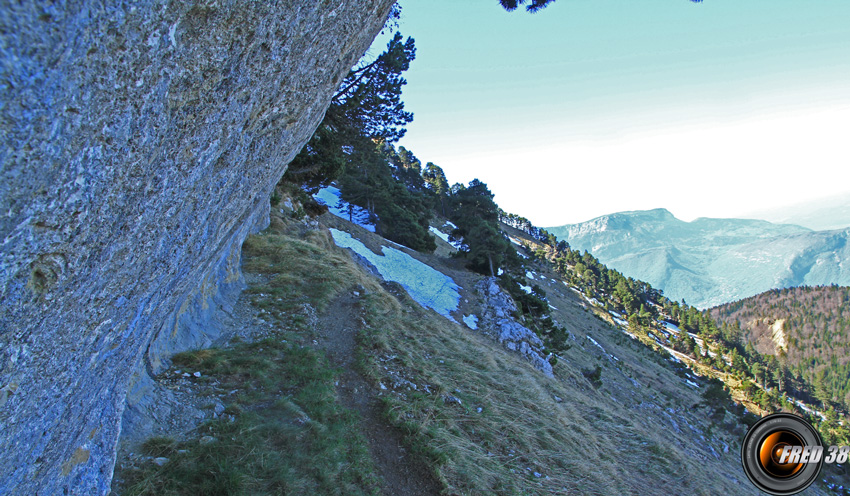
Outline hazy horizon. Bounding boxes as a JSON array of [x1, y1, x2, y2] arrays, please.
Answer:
[[542, 189, 850, 230]]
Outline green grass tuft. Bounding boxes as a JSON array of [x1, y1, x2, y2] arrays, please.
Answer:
[[122, 339, 379, 496]]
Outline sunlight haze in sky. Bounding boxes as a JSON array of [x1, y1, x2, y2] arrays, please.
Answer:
[[371, 0, 850, 227]]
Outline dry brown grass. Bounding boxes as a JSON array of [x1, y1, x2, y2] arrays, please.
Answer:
[[135, 207, 788, 495], [347, 243, 762, 495], [253, 210, 833, 495]]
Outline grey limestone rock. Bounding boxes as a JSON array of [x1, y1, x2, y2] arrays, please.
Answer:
[[475, 278, 554, 377], [0, 1, 394, 494]]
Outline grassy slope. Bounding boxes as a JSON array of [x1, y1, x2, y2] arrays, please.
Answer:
[[116, 206, 836, 495], [320, 214, 761, 494]]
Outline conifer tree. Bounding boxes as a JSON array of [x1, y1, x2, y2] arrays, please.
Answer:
[[422, 162, 450, 215], [284, 32, 415, 188], [448, 179, 516, 276]]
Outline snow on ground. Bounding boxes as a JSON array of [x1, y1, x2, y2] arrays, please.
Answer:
[[462, 314, 479, 330], [586, 335, 606, 353], [525, 271, 535, 280], [313, 186, 375, 232], [685, 379, 700, 388], [584, 336, 619, 362], [519, 284, 533, 294], [429, 226, 464, 249], [549, 304, 558, 310], [582, 295, 601, 307], [429, 226, 451, 243], [443, 220, 457, 230], [517, 251, 528, 258], [793, 399, 828, 421], [329, 228, 460, 321], [662, 321, 681, 334]]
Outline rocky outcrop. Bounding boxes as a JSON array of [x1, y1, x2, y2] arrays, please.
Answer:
[[475, 278, 554, 376], [0, 1, 394, 494]]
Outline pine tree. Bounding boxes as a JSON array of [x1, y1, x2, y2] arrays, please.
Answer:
[[284, 32, 415, 188], [448, 179, 517, 276], [422, 162, 450, 216]]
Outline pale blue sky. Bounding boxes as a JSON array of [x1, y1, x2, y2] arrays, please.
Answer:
[[368, 0, 850, 226]]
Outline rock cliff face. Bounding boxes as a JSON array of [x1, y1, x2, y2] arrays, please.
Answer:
[[0, 1, 394, 494]]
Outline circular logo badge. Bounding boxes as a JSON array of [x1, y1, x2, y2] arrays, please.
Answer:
[[741, 413, 824, 495]]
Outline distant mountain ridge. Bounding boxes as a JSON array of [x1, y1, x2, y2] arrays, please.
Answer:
[[547, 209, 850, 308]]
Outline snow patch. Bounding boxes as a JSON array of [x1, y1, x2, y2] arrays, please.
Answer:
[[586, 335, 606, 353], [792, 399, 828, 421], [429, 226, 451, 243], [525, 271, 535, 280], [314, 186, 375, 232], [462, 314, 479, 330], [519, 284, 533, 294], [662, 321, 681, 334], [329, 229, 460, 320], [429, 226, 464, 249]]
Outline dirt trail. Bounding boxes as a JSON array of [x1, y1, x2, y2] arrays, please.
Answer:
[[316, 291, 442, 496]]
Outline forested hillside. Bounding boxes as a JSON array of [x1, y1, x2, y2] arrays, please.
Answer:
[[710, 286, 850, 414]]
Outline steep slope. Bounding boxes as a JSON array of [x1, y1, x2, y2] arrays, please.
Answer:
[[709, 286, 850, 411], [0, 2, 395, 494], [547, 209, 850, 308], [114, 200, 840, 495]]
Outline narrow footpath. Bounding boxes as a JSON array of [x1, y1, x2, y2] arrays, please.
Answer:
[[315, 291, 442, 496]]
